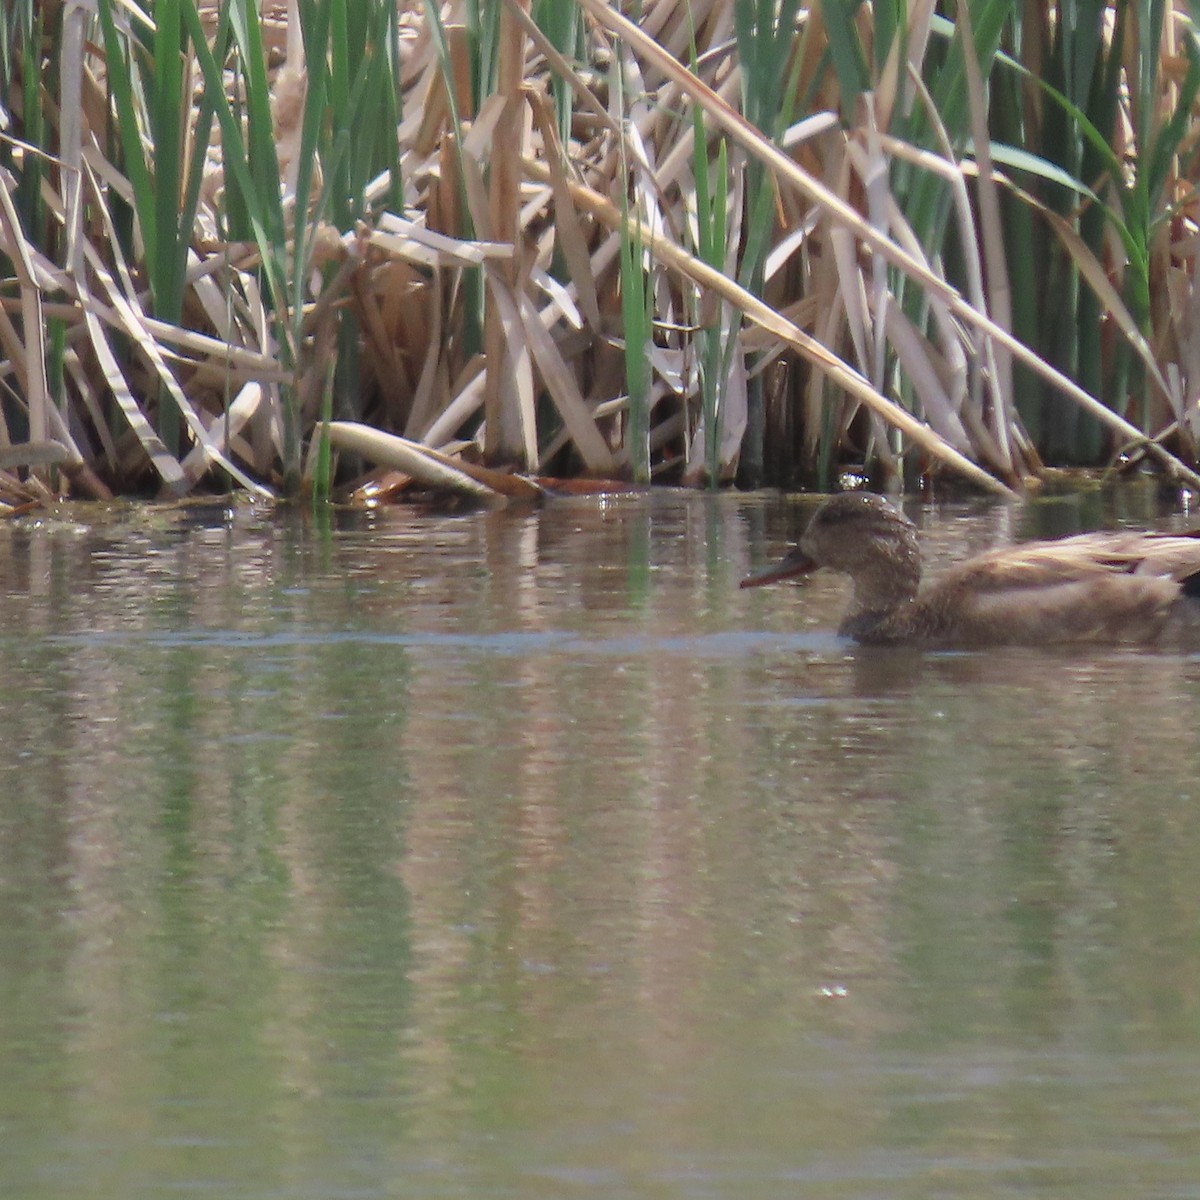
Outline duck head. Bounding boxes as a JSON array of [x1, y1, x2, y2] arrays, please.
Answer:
[[741, 493, 923, 616]]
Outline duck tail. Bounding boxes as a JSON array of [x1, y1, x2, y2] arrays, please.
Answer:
[[1180, 569, 1200, 599]]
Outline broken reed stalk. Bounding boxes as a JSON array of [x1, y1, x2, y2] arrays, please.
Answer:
[[521, 156, 1013, 496]]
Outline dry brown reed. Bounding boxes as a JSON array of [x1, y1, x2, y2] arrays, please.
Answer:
[[0, 0, 1198, 506]]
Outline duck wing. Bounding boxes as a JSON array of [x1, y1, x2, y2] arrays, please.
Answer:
[[916, 531, 1200, 645], [943, 530, 1200, 592]]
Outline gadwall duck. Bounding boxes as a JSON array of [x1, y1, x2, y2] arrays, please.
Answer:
[[740, 492, 1200, 646]]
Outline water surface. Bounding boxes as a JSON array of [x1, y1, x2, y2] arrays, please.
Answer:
[[1, 489, 1199, 1199]]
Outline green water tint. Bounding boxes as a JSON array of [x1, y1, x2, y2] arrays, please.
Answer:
[[1, 491, 1199, 1199]]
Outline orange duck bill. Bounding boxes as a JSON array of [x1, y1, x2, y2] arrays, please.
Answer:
[[740, 547, 818, 588]]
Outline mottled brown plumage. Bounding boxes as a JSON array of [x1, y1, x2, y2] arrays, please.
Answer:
[[740, 492, 1200, 646]]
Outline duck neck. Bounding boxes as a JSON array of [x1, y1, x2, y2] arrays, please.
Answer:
[[845, 562, 921, 628]]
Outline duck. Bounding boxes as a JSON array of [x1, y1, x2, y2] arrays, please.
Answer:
[[740, 491, 1200, 646]]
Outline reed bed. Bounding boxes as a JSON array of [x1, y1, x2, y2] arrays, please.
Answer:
[[0, 0, 1199, 506]]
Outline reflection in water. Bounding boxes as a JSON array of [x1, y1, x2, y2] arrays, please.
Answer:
[[0, 493, 1199, 1198]]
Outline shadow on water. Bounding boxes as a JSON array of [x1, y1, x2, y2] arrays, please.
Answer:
[[0, 488, 1199, 1199]]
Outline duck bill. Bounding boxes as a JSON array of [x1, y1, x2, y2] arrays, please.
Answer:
[[739, 547, 817, 588]]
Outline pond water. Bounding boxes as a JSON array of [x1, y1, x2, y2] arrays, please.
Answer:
[[1, 487, 1199, 1199]]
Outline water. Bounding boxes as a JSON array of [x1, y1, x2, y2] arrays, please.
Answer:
[[2, 489, 1199, 1199]]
